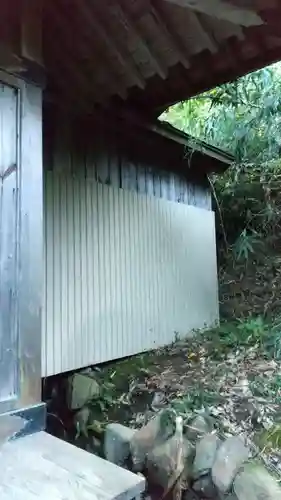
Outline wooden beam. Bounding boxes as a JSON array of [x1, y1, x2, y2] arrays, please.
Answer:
[[0, 44, 24, 73], [0, 0, 44, 73], [151, 0, 190, 68], [21, 0, 43, 65], [0, 0, 21, 59], [116, 0, 168, 79], [163, 0, 263, 27], [72, 0, 146, 91]]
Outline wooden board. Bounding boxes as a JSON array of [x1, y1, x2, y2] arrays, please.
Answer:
[[0, 431, 145, 500]]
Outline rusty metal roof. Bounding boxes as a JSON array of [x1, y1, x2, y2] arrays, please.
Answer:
[[43, 0, 281, 115]]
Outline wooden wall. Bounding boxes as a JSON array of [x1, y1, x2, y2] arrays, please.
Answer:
[[43, 109, 212, 210]]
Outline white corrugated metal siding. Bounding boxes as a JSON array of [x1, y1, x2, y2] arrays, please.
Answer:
[[42, 172, 218, 376]]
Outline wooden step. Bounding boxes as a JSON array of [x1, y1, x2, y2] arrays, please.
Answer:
[[0, 431, 145, 500]]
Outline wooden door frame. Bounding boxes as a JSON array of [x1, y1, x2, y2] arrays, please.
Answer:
[[0, 70, 45, 437]]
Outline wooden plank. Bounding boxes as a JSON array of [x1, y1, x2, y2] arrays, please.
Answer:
[[0, 431, 145, 500]]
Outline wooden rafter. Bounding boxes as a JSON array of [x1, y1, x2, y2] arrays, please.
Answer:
[[47, 2, 109, 103], [151, 0, 190, 68], [72, 0, 146, 91], [190, 12, 218, 53], [116, 0, 168, 79], [163, 0, 263, 27], [45, 36, 90, 111], [57, 0, 128, 100]]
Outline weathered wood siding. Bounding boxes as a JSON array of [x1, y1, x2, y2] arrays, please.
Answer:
[[42, 113, 217, 376], [43, 111, 212, 210]]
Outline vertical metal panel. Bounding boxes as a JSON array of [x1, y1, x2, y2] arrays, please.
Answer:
[[44, 172, 53, 376], [42, 116, 215, 376], [66, 175, 76, 371], [53, 168, 61, 374], [59, 173, 69, 371], [43, 173, 218, 376]]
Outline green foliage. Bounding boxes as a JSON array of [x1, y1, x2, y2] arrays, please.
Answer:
[[205, 316, 269, 350], [258, 424, 281, 450], [87, 381, 117, 420], [263, 316, 281, 360], [251, 374, 281, 404], [161, 62, 281, 164], [204, 316, 281, 364], [171, 387, 221, 418], [233, 229, 261, 261]]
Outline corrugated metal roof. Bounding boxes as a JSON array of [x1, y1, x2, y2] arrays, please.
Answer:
[[42, 0, 281, 115]]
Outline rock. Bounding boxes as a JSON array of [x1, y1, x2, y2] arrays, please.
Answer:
[[254, 360, 277, 373], [134, 474, 147, 500], [192, 475, 218, 498], [186, 414, 214, 441], [146, 435, 193, 489], [211, 436, 250, 494], [231, 377, 252, 397], [150, 392, 166, 411], [184, 439, 196, 484], [233, 399, 258, 424], [86, 435, 102, 456], [74, 405, 90, 435], [67, 372, 100, 410], [104, 423, 136, 466], [234, 463, 281, 500], [193, 433, 221, 479], [218, 494, 238, 500], [130, 412, 174, 472], [182, 491, 201, 500]]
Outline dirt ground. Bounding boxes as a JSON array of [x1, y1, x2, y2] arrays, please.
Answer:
[[87, 329, 281, 477], [45, 325, 281, 479]]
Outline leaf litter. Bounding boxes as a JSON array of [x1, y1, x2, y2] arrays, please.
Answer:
[[97, 322, 281, 481]]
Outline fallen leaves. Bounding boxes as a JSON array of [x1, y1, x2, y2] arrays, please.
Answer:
[[81, 323, 281, 481]]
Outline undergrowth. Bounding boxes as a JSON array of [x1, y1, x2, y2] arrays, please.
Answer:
[[203, 315, 281, 360], [77, 315, 281, 435], [213, 160, 281, 320]]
